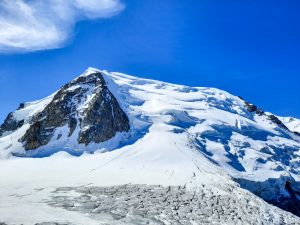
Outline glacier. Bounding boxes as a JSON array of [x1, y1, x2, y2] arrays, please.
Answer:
[[0, 68, 300, 225]]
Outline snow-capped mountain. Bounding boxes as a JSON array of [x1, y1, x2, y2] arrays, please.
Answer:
[[0, 69, 130, 157], [1, 68, 300, 225]]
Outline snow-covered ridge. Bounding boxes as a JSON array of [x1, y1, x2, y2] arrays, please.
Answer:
[[278, 116, 300, 134], [1, 68, 300, 223]]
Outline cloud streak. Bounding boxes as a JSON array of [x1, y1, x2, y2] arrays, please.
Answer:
[[0, 0, 124, 53]]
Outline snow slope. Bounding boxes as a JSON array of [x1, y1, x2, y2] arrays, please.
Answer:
[[1, 68, 300, 224], [279, 116, 300, 134]]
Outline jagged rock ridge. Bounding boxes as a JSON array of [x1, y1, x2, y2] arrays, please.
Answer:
[[0, 70, 130, 151], [239, 96, 298, 135], [0, 112, 24, 137]]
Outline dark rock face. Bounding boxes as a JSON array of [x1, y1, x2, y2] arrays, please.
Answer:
[[78, 86, 130, 145], [17, 103, 25, 110], [20, 71, 130, 150], [238, 96, 264, 116], [21, 121, 55, 150], [238, 96, 299, 136], [267, 114, 289, 130], [0, 112, 24, 137], [235, 176, 300, 217], [244, 102, 264, 116]]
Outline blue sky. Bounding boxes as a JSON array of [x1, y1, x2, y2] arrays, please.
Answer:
[[0, 0, 300, 122]]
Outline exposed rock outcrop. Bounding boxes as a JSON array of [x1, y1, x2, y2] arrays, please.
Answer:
[[238, 96, 298, 135], [267, 114, 289, 130], [0, 112, 24, 137], [244, 101, 264, 116], [20, 71, 130, 150]]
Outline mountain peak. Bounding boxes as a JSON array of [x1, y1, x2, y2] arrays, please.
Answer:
[[0, 69, 130, 156], [1, 68, 300, 218], [79, 67, 102, 77]]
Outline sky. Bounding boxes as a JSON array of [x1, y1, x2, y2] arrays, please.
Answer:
[[0, 0, 299, 123]]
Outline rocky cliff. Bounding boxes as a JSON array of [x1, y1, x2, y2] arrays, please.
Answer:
[[0, 69, 130, 154]]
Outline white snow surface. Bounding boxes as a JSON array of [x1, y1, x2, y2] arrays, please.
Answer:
[[279, 116, 300, 133], [1, 68, 300, 224]]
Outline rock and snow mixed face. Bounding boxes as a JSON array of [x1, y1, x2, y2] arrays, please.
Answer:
[[278, 116, 300, 134], [0, 69, 130, 157], [0, 68, 300, 224]]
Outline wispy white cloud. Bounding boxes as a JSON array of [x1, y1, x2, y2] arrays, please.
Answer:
[[0, 0, 124, 53]]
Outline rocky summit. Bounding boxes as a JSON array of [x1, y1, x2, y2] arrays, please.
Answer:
[[0, 69, 130, 153]]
